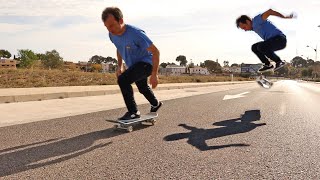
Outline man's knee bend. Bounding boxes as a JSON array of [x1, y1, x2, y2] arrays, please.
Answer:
[[138, 87, 149, 94], [251, 44, 258, 53], [117, 75, 127, 87], [256, 44, 267, 53]]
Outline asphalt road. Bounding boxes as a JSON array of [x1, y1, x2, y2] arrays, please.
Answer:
[[1, 80, 319, 179]]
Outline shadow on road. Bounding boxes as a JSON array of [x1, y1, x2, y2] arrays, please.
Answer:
[[0, 123, 145, 177], [164, 110, 266, 151]]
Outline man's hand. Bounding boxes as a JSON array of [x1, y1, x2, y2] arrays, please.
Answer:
[[149, 74, 158, 89], [116, 68, 122, 78], [284, 13, 297, 19]]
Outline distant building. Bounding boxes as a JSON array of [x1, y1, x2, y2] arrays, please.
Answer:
[[241, 64, 262, 74], [0, 59, 17, 69], [223, 66, 241, 74], [231, 66, 241, 73], [75, 61, 91, 72], [222, 66, 230, 73], [159, 65, 186, 75], [189, 66, 210, 75], [102, 63, 113, 73]]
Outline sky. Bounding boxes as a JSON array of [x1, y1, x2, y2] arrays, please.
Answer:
[[0, 0, 319, 65]]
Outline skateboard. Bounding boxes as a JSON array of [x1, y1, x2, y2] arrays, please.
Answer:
[[250, 67, 273, 89], [256, 75, 273, 89], [106, 112, 158, 132], [252, 62, 287, 89]]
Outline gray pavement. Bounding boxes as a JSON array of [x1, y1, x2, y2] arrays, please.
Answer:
[[0, 81, 255, 127], [1, 80, 320, 179]]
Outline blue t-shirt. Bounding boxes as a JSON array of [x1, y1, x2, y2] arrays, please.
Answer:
[[109, 24, 153, 68], [252, 14, 285, 41]]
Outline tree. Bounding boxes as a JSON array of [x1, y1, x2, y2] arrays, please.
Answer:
[[231, 63, 239, 67], [41, 50, 63, 69], [89, 55, 105, 64], [204, 60, 222, 73], [312, 64, 320, 78], [306, 59, 315, 67], [105, 56, 117, 65], [188, 61, 195, 68], [291, 56, 307, 68], [275, 65, 289, 77], [0, 49, 11, 58], [223, 60, 229, 67], [89, 55, 117, 67], [176, 55, 188, 66], [92, 64, 102, 72], [17, 49, 38, 68], [160, 62, 167, 68], [36, 53, 46, 60], [301, 68, 313, 77]]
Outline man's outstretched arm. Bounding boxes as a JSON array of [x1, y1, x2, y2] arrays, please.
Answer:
[[262, 9, 294, 20]]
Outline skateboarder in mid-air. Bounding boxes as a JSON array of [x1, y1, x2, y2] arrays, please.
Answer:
[[236, 9, 295, 72], [102, 7, 162, 120]]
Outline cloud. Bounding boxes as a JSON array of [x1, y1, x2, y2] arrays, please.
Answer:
[[0, 0, 104, 17], [0, 15, 94, 28], [0, 0, 319, 64], [0, 23, 34, 33]]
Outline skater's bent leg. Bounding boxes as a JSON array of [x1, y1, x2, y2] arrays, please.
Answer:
[[135, 78, 158, 106], [118, 74, 138, 113], [118, 62, 154, 113], [257, 36, 287, 63], [252, 42, 270, 65]]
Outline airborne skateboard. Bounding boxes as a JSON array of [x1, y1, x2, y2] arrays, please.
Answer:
[[249, 66, 273, 89], [106, 112, 158, 132], [255, 62, 287, 89], [256, 75, 273, 89]]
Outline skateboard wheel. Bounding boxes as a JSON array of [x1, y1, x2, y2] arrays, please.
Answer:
[[113, 124, 119, 129], [127, 126, 133, 132], [151, 119, 156, 125]]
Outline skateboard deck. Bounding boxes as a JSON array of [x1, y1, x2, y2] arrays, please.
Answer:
[[256, 75, 273, 89], [253, 62, 287, 89], [252, 65, 276, 89], [106, 112, 158, 132]]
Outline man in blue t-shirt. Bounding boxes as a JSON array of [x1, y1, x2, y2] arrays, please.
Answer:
[[102, 7, 162, 120], [236, 9, 294, 72]]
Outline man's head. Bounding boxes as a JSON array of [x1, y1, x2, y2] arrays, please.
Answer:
[[236, 15, 252, 31], [102, 7, 125, 35]]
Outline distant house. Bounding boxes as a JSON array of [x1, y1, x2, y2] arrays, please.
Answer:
[[222, 66, 231, 73], [102, 63, 114, 73], [223, 66, 241, 74], [230, 66, 241, 73], [241, 64, 262, 74], [0, 59, 17, 69], [159, 65, 187, 75], [75, 61, 91, 72], [189, 66, 210, 75]]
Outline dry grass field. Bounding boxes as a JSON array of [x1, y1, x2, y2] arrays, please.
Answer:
[[0, 69, 250, 88]]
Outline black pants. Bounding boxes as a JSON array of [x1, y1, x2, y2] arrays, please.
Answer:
[[117, 62, 158, 113], [251, 35, 287, 65]]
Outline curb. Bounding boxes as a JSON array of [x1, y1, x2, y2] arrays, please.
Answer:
[[0, 81, 254, 103]]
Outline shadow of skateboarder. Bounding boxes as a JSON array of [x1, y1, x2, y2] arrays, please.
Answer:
[[164, 110, 266, 151]]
